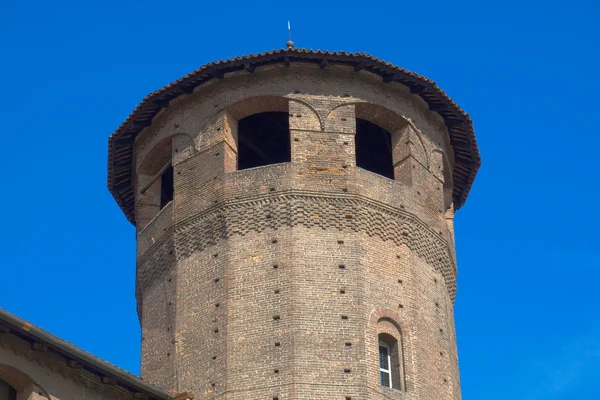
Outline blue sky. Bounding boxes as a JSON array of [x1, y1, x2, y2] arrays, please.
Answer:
[[1, 1, 599, 398]]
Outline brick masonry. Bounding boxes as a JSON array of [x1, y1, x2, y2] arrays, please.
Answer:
[[133, 64, 473, 399]]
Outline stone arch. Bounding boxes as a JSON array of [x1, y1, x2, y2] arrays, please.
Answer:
[[366, 308, 412, 393], [0, 364, 50, 400]]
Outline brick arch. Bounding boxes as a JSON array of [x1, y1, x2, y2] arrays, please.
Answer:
[[226, 95, 288, 120], [328, 101, 430, 169], [0, 364, 51, 400], [366, 308, 414, 393], [137, 136, 173, 176]]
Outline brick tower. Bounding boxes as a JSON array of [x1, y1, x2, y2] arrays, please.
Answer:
[[108, 48, 480, 400]]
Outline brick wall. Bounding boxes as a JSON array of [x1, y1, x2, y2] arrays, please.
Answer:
[[134, 64, 464, 399]]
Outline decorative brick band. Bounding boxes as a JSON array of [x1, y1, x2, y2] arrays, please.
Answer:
[[137, 193, 457, 300]]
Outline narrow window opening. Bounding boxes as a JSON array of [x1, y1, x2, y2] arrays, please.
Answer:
[[237, 112, 290, 170], [378, 333, 403, 390], [355, 118, 394, 179], [160, 164, 174, 208], [0, 379, 16, 400], [379, 341, 392, 388]]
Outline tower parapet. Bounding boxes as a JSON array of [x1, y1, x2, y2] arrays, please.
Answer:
[[108, 49, 480, 400]]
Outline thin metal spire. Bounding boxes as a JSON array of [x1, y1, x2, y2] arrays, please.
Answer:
[[286, 21, 295, 49]]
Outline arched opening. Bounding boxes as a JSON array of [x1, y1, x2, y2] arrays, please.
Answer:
[[136, 137, 174, 229], [0, 379, 16, 400], [355, 118, 394, 179], [237, 111, 290, 170]]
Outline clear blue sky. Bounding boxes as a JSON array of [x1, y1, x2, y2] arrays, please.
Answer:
[[1, 1, 599, 399]]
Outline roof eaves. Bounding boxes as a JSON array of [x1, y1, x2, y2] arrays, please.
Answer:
[[0, 308, 171, 400]]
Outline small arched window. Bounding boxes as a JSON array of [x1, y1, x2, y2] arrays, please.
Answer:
[[378, 332, 403, 390], [0, 378, 16, 400]]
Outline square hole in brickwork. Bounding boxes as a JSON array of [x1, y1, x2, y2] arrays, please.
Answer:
[[212, 355, 217, 360], [274, 369, 279, 374], [398, 279, 403, 284], [346, 397, 352, 400], [341, 315, 348, 320], [272, 239, 278, 244], [339, 264, 346, 270], [344, 368, 351, 373], [340, 289, 346, 294], [338, 240, 344, 244], [214, 278, 220, 283], [275, 342, 281, 347], [273, 315, 281, 320], [345, 342, 352, 347], [213, 328, 219, 333], [398, 304, 404, 309], [273, 264, 279, 269], [215, 303, 220, 308], [273, 397, 279, 400], [274, 289, 280, 294]]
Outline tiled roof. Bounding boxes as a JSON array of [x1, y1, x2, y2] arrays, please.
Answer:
[[0, 308, 171, 399], [108, 48, 481, 224]]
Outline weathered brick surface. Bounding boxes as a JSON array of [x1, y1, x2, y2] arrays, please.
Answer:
[[133, 64, 470, 399]]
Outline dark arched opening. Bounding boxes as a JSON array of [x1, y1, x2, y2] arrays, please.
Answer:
[[356, 118, 394, 179], [0, 379, 16, 400], [237, 112, 290, 170]]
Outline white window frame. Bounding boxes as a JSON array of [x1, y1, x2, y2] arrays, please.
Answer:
[[379, 340, 392, 388]]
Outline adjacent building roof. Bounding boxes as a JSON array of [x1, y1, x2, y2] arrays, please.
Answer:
[[0, 308, 171, 400], [108, 48, 481, 224]]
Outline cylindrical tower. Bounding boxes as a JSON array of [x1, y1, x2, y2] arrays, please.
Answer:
[[108, 49, 480, 400]]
